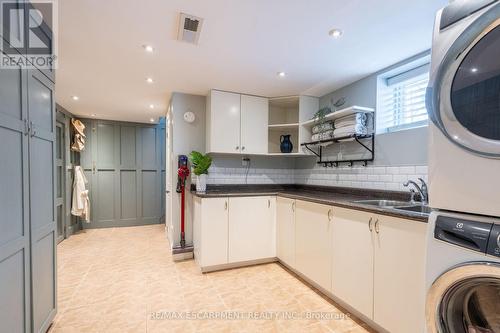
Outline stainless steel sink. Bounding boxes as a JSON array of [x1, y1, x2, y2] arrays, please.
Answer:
[[352, 199, 432, 216], [353, 199, 413, 207], [394, 205, 433, 214]]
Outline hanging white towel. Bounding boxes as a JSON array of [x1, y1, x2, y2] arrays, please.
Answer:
[[71, 166, 90, 222]]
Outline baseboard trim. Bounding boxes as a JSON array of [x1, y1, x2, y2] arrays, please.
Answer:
[[200, 257, 278, 273]]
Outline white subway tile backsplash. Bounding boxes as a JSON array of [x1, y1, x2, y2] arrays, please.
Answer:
[[206, 163, 428, 192], [399, 166, 415, 174]]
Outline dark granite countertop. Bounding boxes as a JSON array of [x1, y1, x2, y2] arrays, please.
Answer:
[[191, 184, 430, 223]]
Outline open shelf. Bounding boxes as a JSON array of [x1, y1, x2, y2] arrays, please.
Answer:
[[268, 123, 299, 130], [300, 134, 375, 167], [301, 106, 374, 127], [300, 134, 374, 146]]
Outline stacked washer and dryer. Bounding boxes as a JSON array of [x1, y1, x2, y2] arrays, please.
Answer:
[[426, 0, 500, 332]]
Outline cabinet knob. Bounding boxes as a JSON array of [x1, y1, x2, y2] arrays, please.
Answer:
[[235, 146, 239, 150], [242, 146, 245, 151]]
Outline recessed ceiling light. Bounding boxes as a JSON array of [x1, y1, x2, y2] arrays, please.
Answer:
[[471, 67, 478, 73], [329, 29, 343, 38], [143, 45, 154, 53], [149, 104, 155, 109], [277, 72, 286, 78], [149, 118, 155, 123], [146, 77, 154, 83], [71, 95, 79, 101]]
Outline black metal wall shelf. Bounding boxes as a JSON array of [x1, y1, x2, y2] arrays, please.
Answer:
[[300, 134, 375, 167]]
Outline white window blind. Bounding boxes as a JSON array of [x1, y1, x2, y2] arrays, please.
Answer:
[[377, 64, 430, 134]]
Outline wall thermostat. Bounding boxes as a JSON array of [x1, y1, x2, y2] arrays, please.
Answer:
[[183, 111, 195, 123]]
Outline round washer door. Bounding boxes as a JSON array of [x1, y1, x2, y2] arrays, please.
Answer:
[[426, 262, 500, 333], [428, 4, 500, 158]]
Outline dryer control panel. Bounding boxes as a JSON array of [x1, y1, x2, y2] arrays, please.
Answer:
[[435, 215, 494, 253]]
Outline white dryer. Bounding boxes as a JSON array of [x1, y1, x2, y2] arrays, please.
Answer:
[[426, 211, 500, 333], [427, 0, 500, 217]]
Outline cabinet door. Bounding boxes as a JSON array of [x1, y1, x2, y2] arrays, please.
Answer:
[[200, 198, 229, 267], [295, 200, 332, 291], [331, 208, 374, 319], [228, 196, 275, 262], [28, 70, 57, 333], [277, 197, 295, 268], [208, 90, 241, 153], [0, 53, 31, 333], [240, 95, 268, 154], [373, 216, 427, 333]]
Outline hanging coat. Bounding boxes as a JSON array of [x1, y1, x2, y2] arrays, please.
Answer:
[[71, 166, 90, 222]]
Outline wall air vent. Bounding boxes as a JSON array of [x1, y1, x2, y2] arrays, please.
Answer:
[[177, 13, 204, 45]]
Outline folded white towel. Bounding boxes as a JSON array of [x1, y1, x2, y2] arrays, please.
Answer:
[[334, 113, 367, 128], [333, 124, 368, 138], [312, 121, 334, 134], [311, 130, 335, 141]]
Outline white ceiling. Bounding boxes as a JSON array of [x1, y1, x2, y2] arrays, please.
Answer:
[[56, 0, 448, 123]]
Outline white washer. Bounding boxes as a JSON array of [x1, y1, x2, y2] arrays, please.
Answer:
[[427, 0, 500, 217], [426, 211, 500, 333]]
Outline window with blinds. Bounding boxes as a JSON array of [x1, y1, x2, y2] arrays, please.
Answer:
[[377, 63, 430, 134]]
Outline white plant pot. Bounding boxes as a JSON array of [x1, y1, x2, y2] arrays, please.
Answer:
[[196, 174, 207, 193]]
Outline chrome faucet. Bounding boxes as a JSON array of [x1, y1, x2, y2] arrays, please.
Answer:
[[403, 178, 429, 204]]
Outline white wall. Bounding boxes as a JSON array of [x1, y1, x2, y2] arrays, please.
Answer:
[[168, 93, 206, 248]]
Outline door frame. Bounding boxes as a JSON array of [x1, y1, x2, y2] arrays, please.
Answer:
[[55, 117, 66, 243]]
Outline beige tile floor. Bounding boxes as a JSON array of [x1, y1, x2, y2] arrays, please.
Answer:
[[49, 224, 374, 333]]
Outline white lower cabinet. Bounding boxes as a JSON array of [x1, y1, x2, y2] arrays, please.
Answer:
[[228, 196, 276, 263], [194, 196, 276, 270], [331, 207, 374, 319], [193, 197, 229, 268], [373, 215, 427, 333], [330, 207, 426, 333], [194, 195, 427, 332], [276, 197, 296, 268], [295, 200, 333, 291]]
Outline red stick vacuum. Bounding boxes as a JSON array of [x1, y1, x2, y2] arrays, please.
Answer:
[[176, 155, 190, 248]]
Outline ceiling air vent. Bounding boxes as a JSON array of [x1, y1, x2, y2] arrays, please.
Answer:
[[177, 13, 203, 45]]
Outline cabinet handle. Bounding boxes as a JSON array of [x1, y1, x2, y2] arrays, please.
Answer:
[[368, 217, 373, 232], [29, 121, 36, 137], [327, 209, 332, 222], [235, 146, 239, 151], [291, 202, 295, 212], [268, 199, 270, 208], [375, 219, 380, 234], [92, 162, 96, 174], [242, 146, 245, 151], [24, 119, 29, 136], [224, 201, 228, 210]]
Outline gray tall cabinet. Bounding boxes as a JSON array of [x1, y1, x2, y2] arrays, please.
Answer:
[[79, 120, 165, 228], [1, 25, 56, 333]]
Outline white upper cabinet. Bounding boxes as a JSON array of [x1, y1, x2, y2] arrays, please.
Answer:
[[241, 94, 269, 154], [206, 90, 241, 154], [206, 90, 269, 154]]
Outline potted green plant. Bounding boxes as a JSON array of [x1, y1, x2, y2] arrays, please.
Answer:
[[189, 151, 212, 193]]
